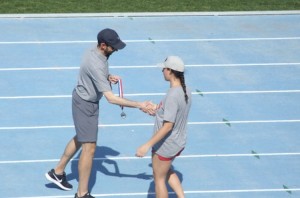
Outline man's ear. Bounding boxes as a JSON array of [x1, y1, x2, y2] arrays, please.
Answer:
[[98, 42, 107, 50]]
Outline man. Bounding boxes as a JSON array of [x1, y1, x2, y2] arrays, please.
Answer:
[[45, 28, 151, 198]]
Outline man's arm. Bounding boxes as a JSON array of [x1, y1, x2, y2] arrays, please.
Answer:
[[103, 91, 145, 109]]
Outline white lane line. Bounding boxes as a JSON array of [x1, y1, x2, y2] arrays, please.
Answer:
[[0, 95, 72, 99], [184, 188, 300, 194], [0, 119, 300, 131], [1, 152, 300, 164], [0, 89, 300, 99], [1, 37, 300, 45], [1, 10, 300, 18], [0, 62, 300, 71], [9, 187, 300, 198], [0, 67, 79, 71]]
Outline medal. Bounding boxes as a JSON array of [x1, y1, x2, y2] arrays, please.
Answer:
[[118, 79, 126, 119]]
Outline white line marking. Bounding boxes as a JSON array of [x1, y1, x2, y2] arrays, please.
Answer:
[[184, 188, 300, 194], [1, 10, 300, 19], [9, 187, 300, 198], [0, 67, 79, 71], [1, 10, 300, 18], [0, 62, 299, 71], [0, 95, 71, 99], [181, 152, 300, 158], [1, 37, 300, 45], [194, 90, 300, 95], [0, 119, 300, 131], [0, 89, 300, 100], [186, 62, 300, 67], [1, 152, 300, 164], [189, 119, 300, 125]]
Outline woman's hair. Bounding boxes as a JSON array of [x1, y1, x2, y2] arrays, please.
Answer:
[[171, 69, 188, 103]]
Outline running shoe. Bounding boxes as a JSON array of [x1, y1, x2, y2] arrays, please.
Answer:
[[45, 169, 72, 191], [75, 192, 95, 198]]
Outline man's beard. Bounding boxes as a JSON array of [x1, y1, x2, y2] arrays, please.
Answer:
[[104, 49, 113, 59]]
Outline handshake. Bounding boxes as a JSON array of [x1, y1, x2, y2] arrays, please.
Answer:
[[140, 101, 158, 116]]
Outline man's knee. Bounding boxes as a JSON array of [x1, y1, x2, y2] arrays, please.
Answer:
[[81, 142, 96, 155]]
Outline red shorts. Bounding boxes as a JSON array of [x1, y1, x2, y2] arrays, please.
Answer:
[[152, 148, 184, 161]]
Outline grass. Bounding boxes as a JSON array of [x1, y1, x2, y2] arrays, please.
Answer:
[[0, 0, 300, 14]]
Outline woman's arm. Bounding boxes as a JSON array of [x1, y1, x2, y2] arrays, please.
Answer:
[[136, 121, 174, 157]]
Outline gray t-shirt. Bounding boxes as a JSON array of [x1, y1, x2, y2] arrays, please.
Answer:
[[75, 47, 112, 102], [153, 86, 192, 158]]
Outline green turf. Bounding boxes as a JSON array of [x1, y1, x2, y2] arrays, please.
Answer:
[[0, 0, 300, 14]]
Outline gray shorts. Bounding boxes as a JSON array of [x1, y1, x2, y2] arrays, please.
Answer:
[[72, 89, 99, 143]]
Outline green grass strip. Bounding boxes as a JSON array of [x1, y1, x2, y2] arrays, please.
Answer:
[[1, 0, 300, 14]]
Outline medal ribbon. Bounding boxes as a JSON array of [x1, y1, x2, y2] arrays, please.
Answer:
[[118, 79, 124, 110]]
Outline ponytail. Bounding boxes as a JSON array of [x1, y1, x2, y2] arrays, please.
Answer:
[[172, 70, 188, 103]]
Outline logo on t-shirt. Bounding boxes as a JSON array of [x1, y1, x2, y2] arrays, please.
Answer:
[[157, 101, 163, 110]]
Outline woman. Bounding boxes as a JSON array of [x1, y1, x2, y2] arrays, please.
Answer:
[[136, 56, 191, 198]]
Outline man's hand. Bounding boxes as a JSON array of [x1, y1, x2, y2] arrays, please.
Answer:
[[140, 101, 157, 116], [108, 74, 120, 84]]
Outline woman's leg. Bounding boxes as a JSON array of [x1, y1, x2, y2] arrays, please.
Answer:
[[152, 154, 172, 198], [167, 169, 184, 198]]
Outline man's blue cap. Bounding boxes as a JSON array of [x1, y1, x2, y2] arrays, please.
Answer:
[[97, 28, 126, 50]]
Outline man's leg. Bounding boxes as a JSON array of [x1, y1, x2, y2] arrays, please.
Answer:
[[77, 142, 96, 197], [55, 135, 82, 174], [45, 135, 81, 190]]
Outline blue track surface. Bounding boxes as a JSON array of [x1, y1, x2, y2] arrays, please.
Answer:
[[0, 12, 300, 198]]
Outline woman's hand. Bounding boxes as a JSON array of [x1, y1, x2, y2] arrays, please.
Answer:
[[140, 101, 158, 116], [136, 144, 150, 158]]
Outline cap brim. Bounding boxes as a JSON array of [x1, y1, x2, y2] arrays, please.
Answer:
[[157, 62, 166, 69], [112, 41, 126, 50]]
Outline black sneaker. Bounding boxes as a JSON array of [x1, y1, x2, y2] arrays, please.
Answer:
[[74, 192, 95, 198], [45, 169, 72, 191]]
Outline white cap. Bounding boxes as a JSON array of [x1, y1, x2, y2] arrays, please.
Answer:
[[158, 56, 185, 72]]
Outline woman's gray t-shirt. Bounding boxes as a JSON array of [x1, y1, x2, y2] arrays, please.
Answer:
[[153, 86, 192, 158]]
